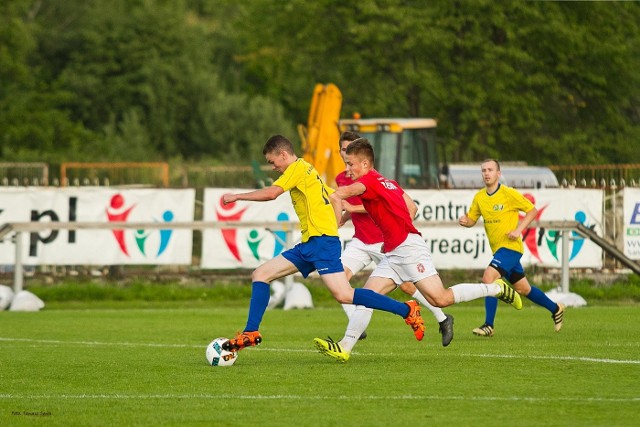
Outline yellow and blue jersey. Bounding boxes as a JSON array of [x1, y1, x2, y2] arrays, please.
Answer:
[[272, 158, 337, 242], [467, 184, 535, 254]]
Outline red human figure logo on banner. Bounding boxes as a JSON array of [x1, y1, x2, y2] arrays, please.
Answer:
[[521, 193, 548, 262], [215, 197, 248, 262], [106, 193, 136, 256]]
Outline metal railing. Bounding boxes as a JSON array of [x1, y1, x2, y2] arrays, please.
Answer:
[[60, 162, 169, 187], [3, 220, 630, 297], [3, 162, 640, 190], [0, 162, 49, 186], [0, 220, 298, 293], [551, 164, 640, 189]]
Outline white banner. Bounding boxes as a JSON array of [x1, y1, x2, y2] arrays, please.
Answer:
[[0, 187, 605, 269], [201, 188, 300, 269], [623, 188, 640, 260], [201, 188, 603, 270], [0, 188, 195, 265], [409, 189, 603, 269]]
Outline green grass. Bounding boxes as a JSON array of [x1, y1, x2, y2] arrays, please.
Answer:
[[1, 302, 638, 426]]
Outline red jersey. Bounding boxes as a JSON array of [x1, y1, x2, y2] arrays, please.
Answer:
[[335, 171, 384, 244], [357, 169, 420, 252]]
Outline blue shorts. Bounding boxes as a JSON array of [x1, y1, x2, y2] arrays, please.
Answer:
[[489, 248, 525, 282], [282, 235, 344, 278]]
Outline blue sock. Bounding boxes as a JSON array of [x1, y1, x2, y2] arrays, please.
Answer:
[[484, 297, 498, 326], [526, 286, 558, 313], [353, 288, 409, 317], [244, 281, 271, 332]]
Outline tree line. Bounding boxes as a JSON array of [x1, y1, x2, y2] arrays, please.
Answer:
[[1, 0, 638, 167]]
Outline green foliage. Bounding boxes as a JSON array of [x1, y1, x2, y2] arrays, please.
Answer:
[[0, 0, 638, 166], [0, 0, 293, 163], [567, 277, 640, 303], [230, 0, 640, 165], [0, 1, 93, 161]]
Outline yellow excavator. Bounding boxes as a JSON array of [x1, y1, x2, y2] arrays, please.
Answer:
[[298, 83, 441, 189], [298, 83, 345, 188]]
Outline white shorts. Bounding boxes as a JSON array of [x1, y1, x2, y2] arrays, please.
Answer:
[[371, 233, 438, 285], [341, 237, 384, 275]]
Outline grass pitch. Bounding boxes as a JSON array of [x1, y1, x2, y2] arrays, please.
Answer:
[[1, 303, 638, 426]]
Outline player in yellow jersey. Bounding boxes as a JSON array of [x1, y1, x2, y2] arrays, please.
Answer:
[[459, 159, 565, 337], [220, 135, 425, 354]]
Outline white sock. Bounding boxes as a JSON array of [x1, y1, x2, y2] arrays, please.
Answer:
[[341, 303, 356, 319], [411, 290, 447, 323], [451, 283, 500, 303], [340, 306, 373, 353]]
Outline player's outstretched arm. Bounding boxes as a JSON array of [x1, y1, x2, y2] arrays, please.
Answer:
[[342, 200, 367, 214], [332, 182, 366, 200], [222, 186, 284, 205]]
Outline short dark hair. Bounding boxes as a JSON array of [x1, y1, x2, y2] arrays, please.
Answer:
[[339, 131, 361, 146], [345, 138, 374, 164], [263, 135, 294, 156], [482, 158, 500, 170]]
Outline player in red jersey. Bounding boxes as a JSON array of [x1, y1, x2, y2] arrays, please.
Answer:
[[314, 138, 522, 362], [335, 132, 454, 348]]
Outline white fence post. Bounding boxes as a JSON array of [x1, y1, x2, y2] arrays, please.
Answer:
[[13, 231, 24, 293], [561, 230, 570, 294]]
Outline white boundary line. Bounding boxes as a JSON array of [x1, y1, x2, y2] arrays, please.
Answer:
[[1, 337, 639, 365], [453, 352, 640, 365], [0, 393, 637, 402], [0, 337, 196, 348]]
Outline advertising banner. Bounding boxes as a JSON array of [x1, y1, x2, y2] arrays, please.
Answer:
[[623, 188, 640, 260], [0, 188, 195, 265], [201, 189, 300, 269], [410, 189, 602, 269], [0, 187, 604, 269], [201, 188, 603, 270]]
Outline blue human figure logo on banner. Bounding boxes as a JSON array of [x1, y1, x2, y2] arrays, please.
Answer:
[[135, 210, 174, 257], [273, 212, 290, 257], [546, 210, 590, 261]]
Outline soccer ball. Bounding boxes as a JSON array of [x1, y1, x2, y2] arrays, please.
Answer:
[[205, 337, 238, 367]]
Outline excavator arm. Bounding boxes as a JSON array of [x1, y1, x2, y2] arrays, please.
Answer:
[[298, 83, 344, 187]]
